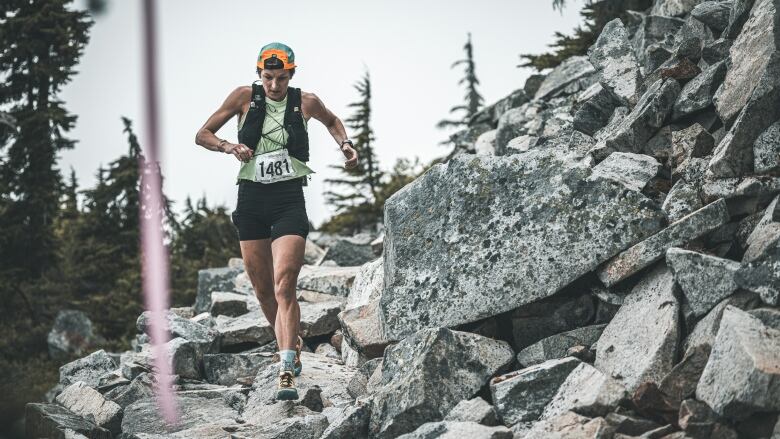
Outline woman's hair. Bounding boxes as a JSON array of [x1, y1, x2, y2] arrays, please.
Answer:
[[257, 67, 296, 78]]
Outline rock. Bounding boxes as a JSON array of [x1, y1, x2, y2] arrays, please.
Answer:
[[678, 399, 738, 439], [299, 300, 341, 337], [231, 412, 329, 439], [522, 411, 614, 439], [595, 264, 680, 392], [104, 372, 155, 409], [634, 15, 686, 69], [243, 352, 357, 419], [671, 124, 715, 174], [595, 78, 681, 155], [320, 401, 371, 439], [683, 292, 760, 354], [701, 176, 780, 210], [658, 57, 702, 81], [632, 382, 680, 425], [754, 120, 780, 174], [381, 148, 666, 340], [297, 264, 360, 298], [347, 357, 382, 399], [696, 306, 780, 419], [495, 107, 531, 154], [652, 0, 701, 17], [59, 349, 117, 388], [214, 311, 275, 348], [702, 38, 732, 64], [749, 307, 780, 329], [666, 248, 740, 316], [121, 393, 240, 436], [314, 342, 341, 360], [573, 83, 622, 136], [597, 199, 729, 287], [305, 238, 326, 265], [589, 19, 644, 106], [47, 310, 100, 360], [473, 129, 497, 155], [709, 0, 780, 177], [534, 56, 596, 101], [605, 412, 663, 436], [470, 89, 530, 127], [444, 397, 498, 426], [510, 291, 596, 352], [340, 337, 367, 368], [396, 421, 513, 439], [524, 74, 546, 97], [671, 16, 714, 62], [369, 328, 513, 438], [202, 352, 273, 385], [25, 403, 111, 439], [209, 291, 248, 317], [339, 299, 390, 359], [692, 1, 734, 32], [194, 266, 242, 313], [540, 362, 629, 420], [136, 309, 220, 354], [132, 337, 199, 379], [345, 257, 383, 311], [448, 122, 493, 153], [490, 357, 582, 426], [592, 152, 661, 192], [319, 234, 376, 266], [736, 196, 780, 304], [658, 344, 711, 404], [663, 180, 704, 222], [55, 381, 122, 433], [517, 325, 606, 367]]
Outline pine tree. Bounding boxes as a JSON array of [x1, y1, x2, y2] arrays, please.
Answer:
[[0, 0, 92, 282], [520, 0, 652, 71], [323, 70, 384, 232], [437, 33, 484, 131]]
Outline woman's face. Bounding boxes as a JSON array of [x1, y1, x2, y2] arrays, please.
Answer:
[[259, 68, 292, 100]]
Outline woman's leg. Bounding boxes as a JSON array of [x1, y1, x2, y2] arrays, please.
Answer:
[[270, 234, 305, 351], [239, 239, 277, 327]]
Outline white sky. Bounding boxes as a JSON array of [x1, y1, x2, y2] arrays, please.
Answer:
[[60, 0, 586, 227]]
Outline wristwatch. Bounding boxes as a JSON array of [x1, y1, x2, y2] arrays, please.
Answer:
[[340, 139, 354, 149]]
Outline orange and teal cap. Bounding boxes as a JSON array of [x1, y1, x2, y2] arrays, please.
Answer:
[[257, 42, 296, 70]]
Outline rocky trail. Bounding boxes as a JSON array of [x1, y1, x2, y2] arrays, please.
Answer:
[[26, 0, 780, 437]]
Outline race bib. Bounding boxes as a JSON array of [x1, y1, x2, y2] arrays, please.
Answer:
[[253, 149, 296, 184]]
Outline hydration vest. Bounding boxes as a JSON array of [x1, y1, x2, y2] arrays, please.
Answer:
[[237, 83, 310, 162]]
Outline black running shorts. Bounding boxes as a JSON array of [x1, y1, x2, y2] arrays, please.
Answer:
[[231, 178, 310, 241]]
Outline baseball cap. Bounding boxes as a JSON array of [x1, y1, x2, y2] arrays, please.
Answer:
[[257, 42, 296, 70]]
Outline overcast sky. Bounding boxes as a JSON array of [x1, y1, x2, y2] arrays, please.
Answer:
[[60, 0, 586, 227]]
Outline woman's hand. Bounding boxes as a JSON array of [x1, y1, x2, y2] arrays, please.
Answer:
[[341, 145, 358, 169], [222, 142, 253, 162]]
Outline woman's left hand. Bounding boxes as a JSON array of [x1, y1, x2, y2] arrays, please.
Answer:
[[342, 145, 358, 169]]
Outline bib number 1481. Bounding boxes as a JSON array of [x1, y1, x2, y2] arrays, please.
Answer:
[[258, 158, 291, 178]]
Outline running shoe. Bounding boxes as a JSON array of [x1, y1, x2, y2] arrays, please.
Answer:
[[276, 370, 298, 400]]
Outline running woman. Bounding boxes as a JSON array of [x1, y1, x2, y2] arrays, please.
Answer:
[[195, 42, 358, 400]]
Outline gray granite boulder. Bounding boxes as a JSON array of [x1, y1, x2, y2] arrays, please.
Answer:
[[346, 357, 382, 399], [396, 421, 513, 439], [592, 152, 660, 192], [696, 306, 780, 419], [521, 410, 614, 439], [444, 397, 498, 425], [55, 381, 122, 433], [671, 123, 715, 174], [633, 15, 685, 69], [304, 238, 327, 265], [322, 234, 377, 266], [683, 292, 761, 354], [534, 56, 596, 101], [470, 89, 529, 127], [652, 0, 701, 17], [540, 362, 629, 420], [517, 325, 606, 367], [666, 248, 740, 316], [754, 120, 780, 175], [136, 309, 219, 354], [595, 264, 680, 392], [573, 83, 622, 136], [345, 256, 383, 311], [658, 344, 712, 404], [490, 357, 582, 426], [736, 240, 780, 305], [339, 299, 390, 359], [214, 311, 275, 348], [297, 264, 361, 298], [672, 60, 727, 121], [47, 310, 100, 360], [121, 393, 241, 436], [194, 266, 242, 313], [369, 328, 514, 438], [474, 129, 497, 155], [299, 299, 342, 337], [320, 401, 372, 439], [59, 349, 117, 388], [663, 180, 704, 222], [209, 291, 248, 317], [692, 1, 735, 31], [25, 403, 111, 439], [589, 19, 644, 106], [104, 372, 155, 409], [597, 199, 729, 287], [202, 352, 273, 385], [381, 148, 666, 340]]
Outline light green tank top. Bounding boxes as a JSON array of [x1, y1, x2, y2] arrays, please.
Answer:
[[236, 93, 315, 184]]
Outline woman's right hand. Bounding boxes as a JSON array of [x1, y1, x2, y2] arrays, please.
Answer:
[[222, 142, 253, 162]]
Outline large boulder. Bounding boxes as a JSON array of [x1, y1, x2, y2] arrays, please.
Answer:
[[25, 403, 111, 439], [396, 421, 513, 439], [369, 328, 514, 438], [696, 306, 780, 419], [297, 264, 361, 298], [59, 349, 117, 388], [381, 149, 666, 340], [55, 381, 123, 433], [589, 19, 644, 106], [202, 352, 273, 386], [214, 311, 275, 348], [516, 325, 606, 367], [47, 310, 101, 360], [194, 266, 242, 313], [666, 248, 740, 316], [595, 264, 680, 392], [534, 56, 596, 101], [691, 1, 734, 31], [754, 120, 780, 175], [591, 152, 661, 192], [121, 392, 242, 436], [510, 293, 596, 351], [321, 234, 376, 266], [540, 362, 629, 420], [672, 60, 727, 120]]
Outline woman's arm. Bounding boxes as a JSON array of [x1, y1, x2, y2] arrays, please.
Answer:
[[303, 92, 358, 169], [195, 86, 254, 162]]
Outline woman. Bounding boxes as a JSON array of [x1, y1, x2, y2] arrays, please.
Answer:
[[195, 42, 358, 400]]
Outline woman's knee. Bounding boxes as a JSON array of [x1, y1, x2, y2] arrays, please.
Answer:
[[273, 270, 298, 303]]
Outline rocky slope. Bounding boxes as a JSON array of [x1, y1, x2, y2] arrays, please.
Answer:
[[27, 0, 780, 437]]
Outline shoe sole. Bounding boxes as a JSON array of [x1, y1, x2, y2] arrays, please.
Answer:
[[276, 388, 299, 400]]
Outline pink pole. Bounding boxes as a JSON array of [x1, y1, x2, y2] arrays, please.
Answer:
[[140, 0, 179, 424]]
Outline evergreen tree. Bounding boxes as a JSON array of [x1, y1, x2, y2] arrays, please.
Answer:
[[323, 70, 384, 232], [437, 32, 484, 131], [520, 0, 652, 71], [0, 0, 92, 283]]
